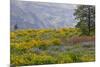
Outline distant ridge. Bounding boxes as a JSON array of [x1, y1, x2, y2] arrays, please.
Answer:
[[10, 0, 77, 31]]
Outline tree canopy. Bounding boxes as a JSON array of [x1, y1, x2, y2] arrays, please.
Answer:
[[74, 5, 95, 35]]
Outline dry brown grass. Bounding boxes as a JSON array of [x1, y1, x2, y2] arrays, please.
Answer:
[[67, 36, 95, 44]]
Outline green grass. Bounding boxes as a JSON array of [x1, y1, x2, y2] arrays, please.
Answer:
[[10, 28, 95, 66]]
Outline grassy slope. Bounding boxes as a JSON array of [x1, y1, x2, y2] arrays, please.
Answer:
[[10, 28, 95, 66]]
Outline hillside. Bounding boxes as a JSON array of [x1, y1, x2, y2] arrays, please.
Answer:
[[11, 28, 95, 65], [11, 0, 77, 31]]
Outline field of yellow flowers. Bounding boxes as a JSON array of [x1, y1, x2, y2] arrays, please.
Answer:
[[10, 28, 95, 66]]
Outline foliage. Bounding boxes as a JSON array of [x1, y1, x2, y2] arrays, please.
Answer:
[[74, 5, 95, 35], [10, 28, 95, 66]]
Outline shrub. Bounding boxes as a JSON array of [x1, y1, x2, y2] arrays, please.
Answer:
[[10, 32, 16, 39], [10, 28, 95, 65], [80, 55, 95, 62], [57, 53, 73, 63], [51, 38, 61, 45]]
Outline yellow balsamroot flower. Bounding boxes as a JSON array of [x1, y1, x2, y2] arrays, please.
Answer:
[[31, 39, 40, 46], [80, 55, 95, 62], [40, 40, 51, 46], [51, 38, 61, 45], [10, 32, 16, 39]]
